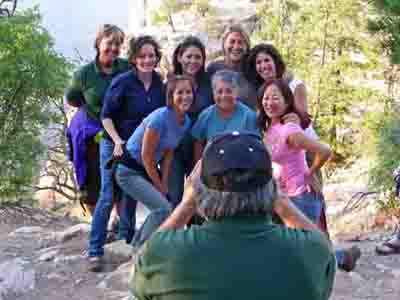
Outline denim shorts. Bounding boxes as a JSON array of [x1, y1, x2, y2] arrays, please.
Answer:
[[289, 191, 323, 223]]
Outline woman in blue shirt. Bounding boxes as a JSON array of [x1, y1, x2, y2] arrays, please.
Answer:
[[88, 36, 165, 271], [191, 69, 259, 164], [168, 36, 214, 206], [114, 75, 194, 248]]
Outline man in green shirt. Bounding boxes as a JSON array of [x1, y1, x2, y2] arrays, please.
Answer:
[[131, 131, 336, 300]]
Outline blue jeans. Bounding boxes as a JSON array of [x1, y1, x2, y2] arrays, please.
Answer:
[[115, 164, 172, 248], [88, 138, 136, 257], [290, 191, 346, 265]]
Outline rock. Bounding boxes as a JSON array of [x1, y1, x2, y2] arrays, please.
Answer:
[[106, 290, 131, 300], [9, 226, 43, 236], [348, 271, 364, 282], [54, 254, 84, 264], [51, 223, 90, 243], [104, 240, 134, 263], [100, 261, 133, 292], [391, 269, 400, 278], [37, 250, 59, 262], [0, 258, 35, 298], [47, 273, 67, 282], [36, 245, 60, 255]]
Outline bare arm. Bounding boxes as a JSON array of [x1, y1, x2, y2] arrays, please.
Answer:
[[142, 127, 165, 194], [293, 83, 308, 115], [160, 149, 174, 194], [102, 118, 125, 156], [273, 195, 318, 231], [287, 132, 331, 175]]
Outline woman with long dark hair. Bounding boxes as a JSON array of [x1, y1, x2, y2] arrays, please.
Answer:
[[258, 79, 361, 272], [168, 36, 214, 206]]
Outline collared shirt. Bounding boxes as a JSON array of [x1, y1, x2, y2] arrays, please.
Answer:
[[206, 59, 258, 110], [191, 101, 259, 142], [64, 58, 129, 120], [126, 107, 191, 165], [132, 216, 336, 300], [101, 69, 165, 141]]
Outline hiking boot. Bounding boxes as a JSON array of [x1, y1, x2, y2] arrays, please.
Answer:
[[339, 246, 361, 272], [87, 256, 103, 272]]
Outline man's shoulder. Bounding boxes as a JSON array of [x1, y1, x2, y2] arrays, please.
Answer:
[[143, 228, 202, 260]]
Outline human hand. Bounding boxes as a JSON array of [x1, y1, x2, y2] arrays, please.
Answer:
[[305, 170, 322, 194], [113, 141, 125, 157], [282, 112, 301, 126]]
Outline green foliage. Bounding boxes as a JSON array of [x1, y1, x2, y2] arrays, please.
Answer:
[[369, 0, 400, 64], [0, 8, 72, 200], [151, 0, 216, 33], [151, 0, 187, 32], [253, 0, 383, 162], [363, 108, 400, 212]]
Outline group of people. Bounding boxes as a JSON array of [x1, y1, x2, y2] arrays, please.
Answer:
[[65, 22, 365, 298]]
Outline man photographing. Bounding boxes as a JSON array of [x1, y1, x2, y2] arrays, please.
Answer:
[[131, 131, 336, 300]]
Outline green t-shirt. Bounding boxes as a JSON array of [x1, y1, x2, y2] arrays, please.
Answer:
[[64, 58, 129, 120], [131, 217, 336, 300]]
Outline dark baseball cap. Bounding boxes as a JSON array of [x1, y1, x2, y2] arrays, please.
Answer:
[[201, 131, 273, 192]]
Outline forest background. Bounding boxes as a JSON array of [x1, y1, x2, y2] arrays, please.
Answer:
[[1, 0, 400, 214]]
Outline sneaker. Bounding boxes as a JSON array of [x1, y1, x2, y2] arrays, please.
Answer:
[[339, 246, 361, 272], [87, 256, 103, 272]]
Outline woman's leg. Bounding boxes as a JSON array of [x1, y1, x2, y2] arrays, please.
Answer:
[[117, 192, 137, 244], [290, 192, 360, 271], [167, 153, 185, 207], [88, 138, 114, 258], [115, 164, 172, 248]]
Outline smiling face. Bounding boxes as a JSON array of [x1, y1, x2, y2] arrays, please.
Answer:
[[98, 34, 122, 67], [213, 80, 238, 113], [262, 84, 288, 120], [223, 32, 247, 65], [132, 43, 157, 74], [171, 80, 194, 115], [256, 52, 277, 82], [178, 46, 204, 77]]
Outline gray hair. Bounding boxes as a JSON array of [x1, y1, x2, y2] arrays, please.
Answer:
[[211, 70, 240, 92], [192, 175, 278, 220]]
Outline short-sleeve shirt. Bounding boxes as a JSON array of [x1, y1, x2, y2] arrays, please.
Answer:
[[206, 60, 258, 110], [64, 58, 129, 120], [266, 122, 309, 196], [132, 216, 336, 300], [101, 69, 165, 141], [191, 101, 259, 141], [126, 107, 191, 165]]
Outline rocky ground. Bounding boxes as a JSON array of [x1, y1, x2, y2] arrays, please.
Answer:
[[1, 179, 400, 300]]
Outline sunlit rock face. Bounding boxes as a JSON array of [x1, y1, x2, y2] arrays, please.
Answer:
[[128, 0, 259, 66]]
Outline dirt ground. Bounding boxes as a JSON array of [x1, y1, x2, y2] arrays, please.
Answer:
[[1, 202, 400, 300]]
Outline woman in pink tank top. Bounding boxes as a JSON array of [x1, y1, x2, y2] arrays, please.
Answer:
[[256, 79, 361, 272], [256, 79, 330, 219]]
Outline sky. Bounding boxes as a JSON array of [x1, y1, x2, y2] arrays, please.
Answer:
[[19, 0, 129, 60]]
